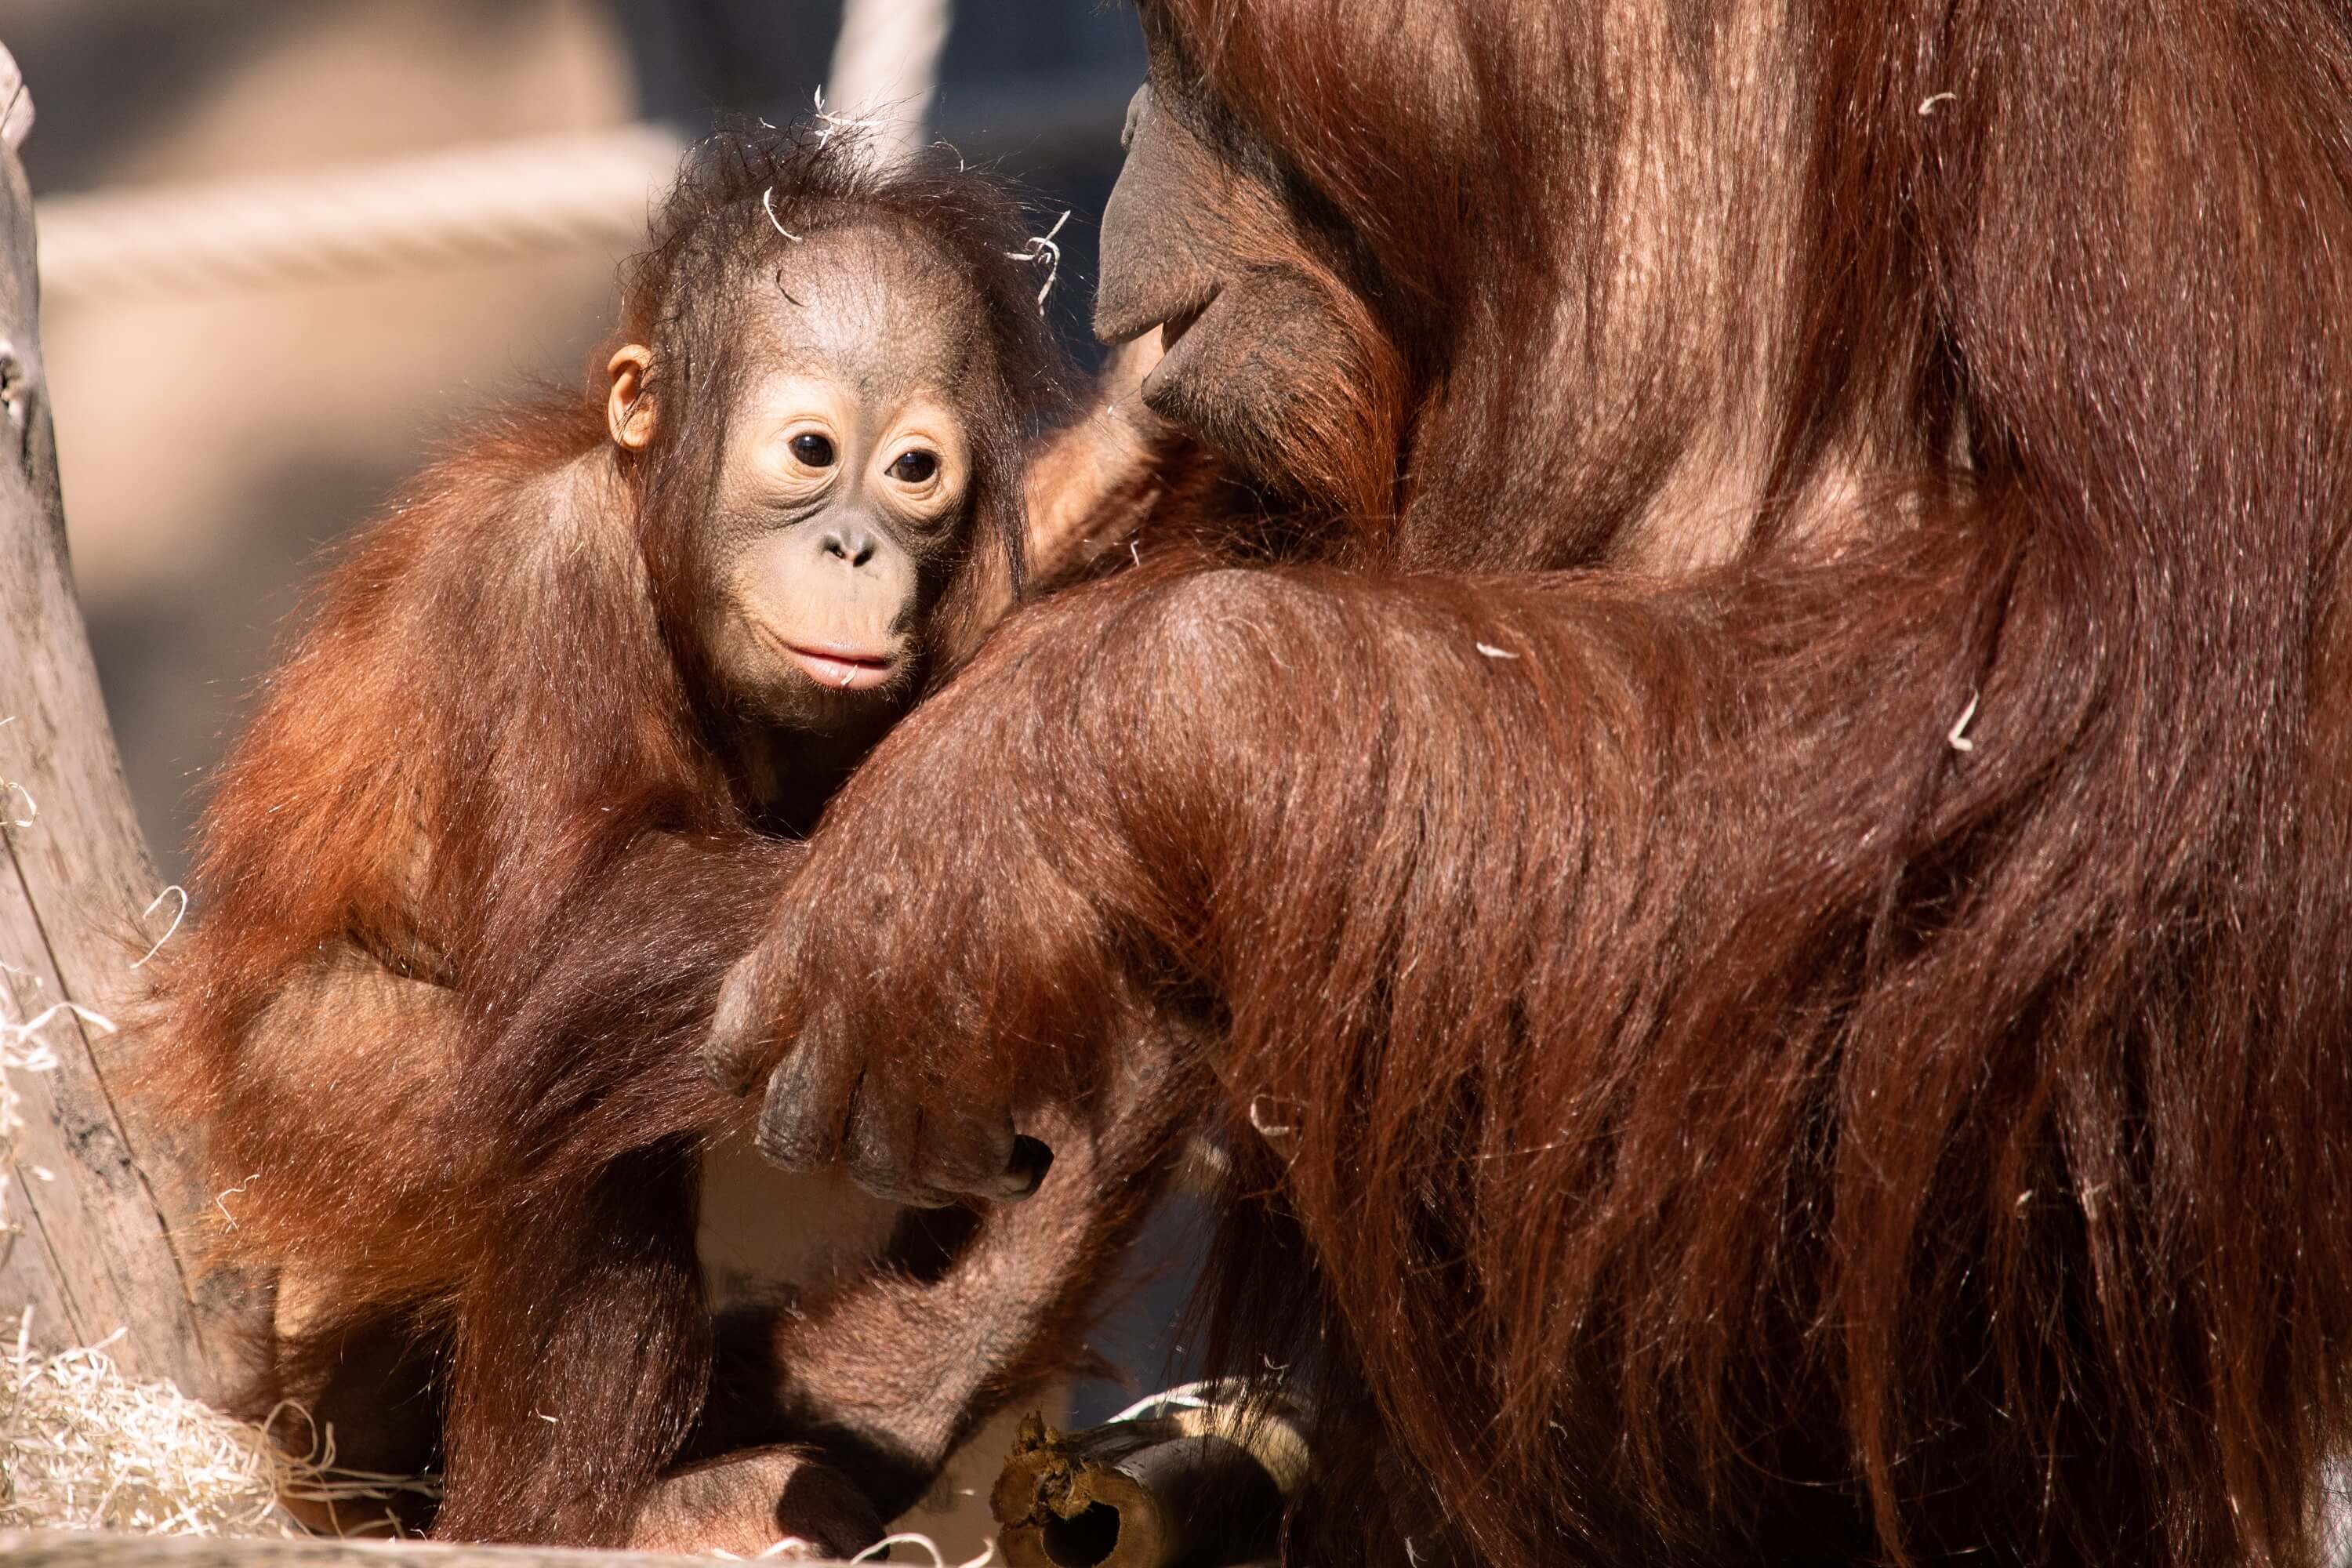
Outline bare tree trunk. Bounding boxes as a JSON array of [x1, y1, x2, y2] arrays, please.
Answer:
[[0, 1531, 733, 1566], [0, 48, 230, 1398]]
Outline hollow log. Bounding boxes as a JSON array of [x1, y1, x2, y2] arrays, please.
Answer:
[[989, 1402, 1304, 1568]]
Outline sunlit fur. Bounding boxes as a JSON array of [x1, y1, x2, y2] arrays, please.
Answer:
[[135, 125, 1075, 1547], [721, 0, 2352, 1562]]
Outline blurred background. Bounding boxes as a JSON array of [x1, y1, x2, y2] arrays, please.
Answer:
[[6, 0, 1139, 884], [1, 0, 1188, 1549]]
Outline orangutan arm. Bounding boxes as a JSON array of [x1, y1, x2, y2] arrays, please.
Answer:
[[691, 1015, 1199, 1521], [705, 524, 2086, 1202], [706, 527, 2257, 1538], [1021, 334, 1171, 588]]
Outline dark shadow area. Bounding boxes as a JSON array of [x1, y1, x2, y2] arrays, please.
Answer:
[[1068, 1188, 1212, 1426]]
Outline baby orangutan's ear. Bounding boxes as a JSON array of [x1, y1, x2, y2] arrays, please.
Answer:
[[606, 344, 657, 450]]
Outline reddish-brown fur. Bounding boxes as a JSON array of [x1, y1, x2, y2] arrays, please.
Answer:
[[712, 1, 2352, 1563], [135, 125, 1156, 1548]]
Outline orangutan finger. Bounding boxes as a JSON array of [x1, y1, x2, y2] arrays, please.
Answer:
[[1002, 1134, 1055, 1199], [753, 1025, 855, 1171], [703, 951, 780, 1094], [915, 1098, 1022, 1200], [845, 1075, 951, 1207]]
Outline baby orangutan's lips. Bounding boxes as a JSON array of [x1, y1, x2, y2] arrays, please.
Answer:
[[788, 644, 897, 691]]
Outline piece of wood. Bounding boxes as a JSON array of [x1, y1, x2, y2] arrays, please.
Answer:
[[0, 1530, 858, 1568], [990, 1410, 1294, 1568], [0, 43, 229, 1396]]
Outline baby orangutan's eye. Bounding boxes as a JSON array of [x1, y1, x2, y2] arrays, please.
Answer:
[[887, 449, 938, 484], [790, 433, 836, 468]]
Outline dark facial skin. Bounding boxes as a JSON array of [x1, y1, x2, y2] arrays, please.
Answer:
[[637, 225, 987, 741], [1094, 18, 1366, 490]]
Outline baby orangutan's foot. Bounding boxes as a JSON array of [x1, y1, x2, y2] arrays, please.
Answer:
[[628, 1444, 884, 1559]]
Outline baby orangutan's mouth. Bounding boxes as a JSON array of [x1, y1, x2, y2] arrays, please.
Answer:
[[786, 643, 897, 692]]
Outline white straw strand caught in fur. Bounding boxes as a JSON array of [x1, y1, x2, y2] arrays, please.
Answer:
[[130, 884, 187, 969], [1006, 210, 1071, 311], [762, 186, 802, 243], [1948, 690, 1980, 753], [212, 1174, 258, 1229], [810, 86, 887, 150]]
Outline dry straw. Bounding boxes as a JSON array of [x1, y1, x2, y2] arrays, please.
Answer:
[[0, 1308, 438, 1537], [0, 953, 982, 1555], [0, 988, 426, 1537]]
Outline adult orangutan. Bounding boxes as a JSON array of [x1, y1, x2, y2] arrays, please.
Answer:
[[708, 1, 2352, 1563]]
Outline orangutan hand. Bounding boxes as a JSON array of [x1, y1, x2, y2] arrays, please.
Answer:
[[700, 578, 1211, 1206]]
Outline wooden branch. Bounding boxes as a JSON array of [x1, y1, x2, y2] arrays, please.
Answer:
[[0, 45, 230, 1396], [0, 1530, 861, 1568]]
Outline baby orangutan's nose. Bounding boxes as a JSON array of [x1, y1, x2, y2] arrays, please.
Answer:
[[820, 525, 877, 568]]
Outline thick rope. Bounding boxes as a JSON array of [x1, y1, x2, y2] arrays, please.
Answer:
[[32, 124, 688, 304], [33, 0, 955, 303]]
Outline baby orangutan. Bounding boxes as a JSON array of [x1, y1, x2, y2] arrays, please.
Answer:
[[142, 126, 1083, 1552]]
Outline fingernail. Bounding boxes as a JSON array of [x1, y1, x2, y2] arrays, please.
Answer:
[[1002, 1134, 1054, 1199]]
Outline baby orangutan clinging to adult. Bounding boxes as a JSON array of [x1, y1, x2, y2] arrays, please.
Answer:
[[140, 126, 1118, 1553]]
